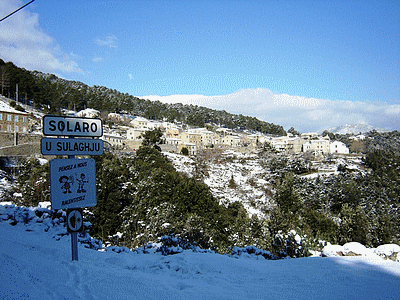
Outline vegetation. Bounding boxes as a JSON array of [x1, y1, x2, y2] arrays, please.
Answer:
[[87, 147, 264, 252], [0, 59, 286, 135], [2, 58, 400, 258], [10, 133, 399, 257]]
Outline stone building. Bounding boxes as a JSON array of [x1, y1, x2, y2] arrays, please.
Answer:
[[0, 108, 30, 133]]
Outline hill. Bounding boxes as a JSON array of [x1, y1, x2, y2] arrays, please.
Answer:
[[0, 59, 286, 136], [327, 124, 388, 134]]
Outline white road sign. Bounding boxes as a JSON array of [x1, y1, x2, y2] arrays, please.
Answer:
[[43, 115, 103, 137], [50, 158, 96, 209], [41, 137, 104, 156]]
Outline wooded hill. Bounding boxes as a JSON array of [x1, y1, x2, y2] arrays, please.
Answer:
[[0, 59, 286, 135]]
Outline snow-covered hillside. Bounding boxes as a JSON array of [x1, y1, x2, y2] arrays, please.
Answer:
[[164, 151, 273, 218], [327, 124, 387, 134], [164, 150, 365, 218], [1, 203, 400, 300]]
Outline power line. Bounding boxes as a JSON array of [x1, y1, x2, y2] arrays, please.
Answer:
[[0, 0, 35, 23]]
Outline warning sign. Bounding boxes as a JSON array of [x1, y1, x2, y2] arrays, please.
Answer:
[[50, 158, 96, 209], [67, 208, 83, 233]]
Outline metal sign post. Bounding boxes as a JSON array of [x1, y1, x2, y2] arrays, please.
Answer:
[[67, 208, 83, 261], [68, 153, 78, 262], [42, 115, 102, 262]]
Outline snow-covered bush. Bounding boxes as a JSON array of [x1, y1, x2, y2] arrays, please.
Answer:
[[272, 230, 310, 258], [156, 234, 214, 256], [231, 245, 277, 260], [0, 203, 103, 250]]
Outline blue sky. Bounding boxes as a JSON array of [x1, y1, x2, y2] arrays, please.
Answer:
[[1, 0, 399, 132]]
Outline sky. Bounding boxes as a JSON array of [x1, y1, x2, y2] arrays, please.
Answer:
[[0, 0, 399, 132], [1, 203, 400, 299]]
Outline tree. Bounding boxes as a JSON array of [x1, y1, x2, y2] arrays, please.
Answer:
[[140, 128, 163, 148], [288, 127, 300, 136], [274, 173, 302, 214], [17, 158, 50, 206], [180, 147, 189, 156]]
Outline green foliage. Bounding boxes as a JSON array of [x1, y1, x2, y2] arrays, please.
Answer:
[[180, 147, 189, 156], [88, 153, 134, 241], [17, 158, 50, 206], [2, 60, 287, 135], [88, 149, 233, 252], [338, 204, 369, 246], [275, 173, 302, 214], [302, 209, 338, 242], [287, 127, 300, 136], [140, 128, 163, 148], [271, 231, 310, 258]]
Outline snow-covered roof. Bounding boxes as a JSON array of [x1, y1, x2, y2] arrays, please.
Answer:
[[0, 99, 29, 115], [77, 108, 100, 118]]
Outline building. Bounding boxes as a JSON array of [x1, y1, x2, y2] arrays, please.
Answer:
[[165, 127, 180, 138], [126, 128, 148, 140], [180, 131, 202, 148], [130, 117, 149, 129], [330, 141, 350, 154], [178, 142, 196, 156], [221, 135, 241, 148], [0, 109, 30, 133], [102, 132, 124, 148]]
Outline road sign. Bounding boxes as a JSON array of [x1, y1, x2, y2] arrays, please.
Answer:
[[67, 208, 83, 233], [50, 158, 96, 209], [43, 115, 103, 137], [41, 137, 104, 156]]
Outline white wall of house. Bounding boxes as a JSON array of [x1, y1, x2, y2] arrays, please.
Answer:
[[330, 141, 350, 154], [127, 128, 148, 140]]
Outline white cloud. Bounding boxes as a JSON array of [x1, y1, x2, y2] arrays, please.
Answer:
[[92, 57, 104, 63], [0, 0, 82, 74], [94, 35, 117, 48], [143, 88, 400, 132], [128, 74, 134, 80]]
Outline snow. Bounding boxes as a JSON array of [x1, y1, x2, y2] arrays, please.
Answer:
[[376, 244, 400, 257], [0, 97, 24, 114], [1, 203, 400, 299], [76, 108, 100, 118], [165, 151, 273, 218]]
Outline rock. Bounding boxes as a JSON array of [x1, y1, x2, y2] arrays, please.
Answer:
[[343, 242, 368, 256], [374, 244, 400, 262], [322, 245, 344, 257]]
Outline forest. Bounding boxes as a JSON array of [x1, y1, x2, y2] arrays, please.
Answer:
[[0, 59, 286, 135]]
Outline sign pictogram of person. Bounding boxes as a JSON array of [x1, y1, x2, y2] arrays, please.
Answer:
[[76, 173, 88, 193], [59, 175, 73, 194]]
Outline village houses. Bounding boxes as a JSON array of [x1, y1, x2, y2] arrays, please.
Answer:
[[104, 113, 350, 156]]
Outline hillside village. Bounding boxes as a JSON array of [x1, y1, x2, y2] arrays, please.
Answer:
[[0, 96, 356, 156], [63, 108, 355, 157]]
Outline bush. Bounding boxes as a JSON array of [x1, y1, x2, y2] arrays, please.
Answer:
[[271, 230, 310, 258]]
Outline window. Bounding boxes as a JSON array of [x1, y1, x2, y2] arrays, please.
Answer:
[[0, 113, 2, 120], [15, 115, 18, 122], [15, 125, 18, 132], [23, 127, 27, 133], [7, 125, 12, 131], [23, 116, 27, 122], [7, 115, 12, 121]]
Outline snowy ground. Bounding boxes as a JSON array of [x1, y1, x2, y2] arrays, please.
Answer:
[[1, 204, 400, 300], [164, 151, 272, 218]]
